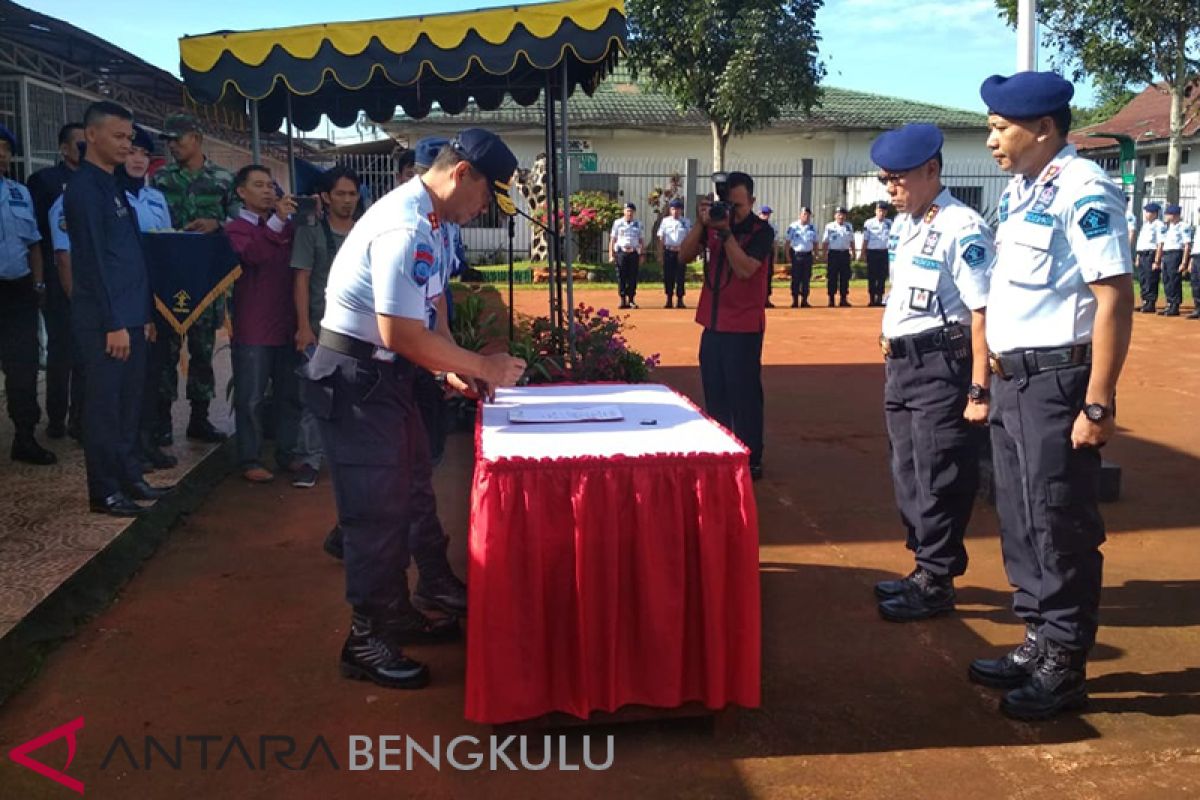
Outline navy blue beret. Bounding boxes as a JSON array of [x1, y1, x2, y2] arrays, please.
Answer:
[[875, 200, 890, 210], [760, 205, 773, 214], [414, 136, 449, 169], [668, 198, 684, 209], [624, 202, 636, 211], [870, 123, 944, 172], [1165, 203, 1182, 215], [0, 123, 17, 153], [450, 128, 518, 215], [1144, 202, 1161, 213], [980, 71, 1074, 119], [131, 125, 155, 154], [835, 206, 848, 214]]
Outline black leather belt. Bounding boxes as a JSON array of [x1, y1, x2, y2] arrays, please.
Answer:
[[989, 344, 1090, 380], [881, 325, 967, 359], [318, 329, 397, 363]]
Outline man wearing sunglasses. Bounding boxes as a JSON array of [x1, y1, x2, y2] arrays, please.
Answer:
[[870, 123, 994, 624], [302, 128, 526, 690]]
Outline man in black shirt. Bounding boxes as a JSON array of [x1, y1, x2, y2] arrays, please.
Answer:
[[64, 102, 172, 516], [27, 123, 86, 439]]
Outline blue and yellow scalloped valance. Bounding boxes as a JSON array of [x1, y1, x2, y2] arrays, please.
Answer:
[[179, 0, 626, 132]]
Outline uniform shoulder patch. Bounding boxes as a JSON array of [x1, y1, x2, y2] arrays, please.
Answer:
[[1078, 208, 1110, 240], [413, 242, 435, 285], [962, 243, 987, 269]]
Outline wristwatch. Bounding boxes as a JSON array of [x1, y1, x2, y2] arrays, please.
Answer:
[[1084, 402, 1110, 422], [33, 281, 46, 292], [967, 383, 989, 402]]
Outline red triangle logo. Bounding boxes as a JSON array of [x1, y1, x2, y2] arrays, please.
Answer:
[[7, 716, 85, 794]]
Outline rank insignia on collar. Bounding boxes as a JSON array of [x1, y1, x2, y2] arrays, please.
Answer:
[[923, 204, 941, 225], [427, 212, 440, 230], [1040, 164, 1062, 184]]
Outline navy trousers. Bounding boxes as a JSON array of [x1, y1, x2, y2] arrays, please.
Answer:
[[790, 251, 813, 300], [990, 361, 1105, 652], [883, 340, 979, 577], [826, 250, 851, 299], [76, 326, 145, 499], [699, 328, 764, 468]]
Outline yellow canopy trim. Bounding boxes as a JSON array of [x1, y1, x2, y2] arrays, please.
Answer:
[[181, 0, 625, 72]]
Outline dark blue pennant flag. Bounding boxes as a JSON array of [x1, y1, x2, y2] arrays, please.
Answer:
[[141, 231, 241, 335]]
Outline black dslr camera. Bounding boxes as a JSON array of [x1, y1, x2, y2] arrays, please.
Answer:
[[708, 172, 732, 222]]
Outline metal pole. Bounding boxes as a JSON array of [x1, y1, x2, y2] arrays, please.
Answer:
[[1016, 0, 1036, 71], [561, 61, 576, 358], [543, 74, 561, 333], [508, 214, 516, 341], [250, 99, 261, 164], [284, 93, 296, 191]]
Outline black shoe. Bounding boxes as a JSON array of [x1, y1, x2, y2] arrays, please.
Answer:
[[141, 443, 178, 471], [828, 297, 836, 307], [1141, 303, 1157, 313], [619, 300, 630, 310], [46, 421, 66, 439], [874, 566, 923, 600], [839, 297, 852, 308], [323, 525, 344, 560], [11, 435, 57, 465], [1187, 309, 1200, 319], [89, 491, 144, 517], [377, 603, 461, 646], [676, 298, 686, 309], [413, 572, 468, 617], [186, 417, 227, 443], [877, 569, 955, 621], [154, 429, 173, 447], [666, 297, 674, 309], [340, 611, 430, 690], [790, 298, 799, 308], [800, 299, 812, 308], [628, 299, 639, 309], [1000, 640, 1088, 720], [749, 463, 763, 481], [126, 479, 174, 501], [969, 624, 1039, 689], [1163, 304, 1180, 317]]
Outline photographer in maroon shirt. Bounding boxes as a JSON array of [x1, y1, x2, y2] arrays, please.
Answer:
[[678, 171, 774, 480], [225, 165, 300, 483]]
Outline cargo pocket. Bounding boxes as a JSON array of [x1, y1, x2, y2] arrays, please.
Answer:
[[1045, 477, 1105, 553], [929, 427, 979, 496], [1007, 223, 1056, 287]]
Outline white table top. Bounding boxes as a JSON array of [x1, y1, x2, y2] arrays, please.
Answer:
[[478, 384, 747, 464]]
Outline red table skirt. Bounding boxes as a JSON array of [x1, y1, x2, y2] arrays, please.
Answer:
[[466, 454, 761, 724]]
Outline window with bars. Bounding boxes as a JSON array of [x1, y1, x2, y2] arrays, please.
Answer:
[[948, 185, 984, 212]]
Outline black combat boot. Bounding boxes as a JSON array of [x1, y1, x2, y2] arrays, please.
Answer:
[[340, 609, 431, 690], [877, 567, 955, 621], [323, 525, 344, 560], [874, 566, 923, 600], [11, 432, 56, 465], [413, 571, 468, 617], [186, 402, 227, 442], [969, 624, 1039, 689], [1000, 639, 1088, 720]]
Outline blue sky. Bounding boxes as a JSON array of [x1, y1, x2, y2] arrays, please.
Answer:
[[36, 0, 1095, 115]]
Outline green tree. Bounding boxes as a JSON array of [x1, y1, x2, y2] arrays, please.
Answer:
[[626, 0, 825, 171], [1071, 77, 1136, 130], [995, 0, 1199, 203]]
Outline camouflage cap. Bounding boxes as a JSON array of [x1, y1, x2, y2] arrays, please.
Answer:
[[160, 113, 202, 139]]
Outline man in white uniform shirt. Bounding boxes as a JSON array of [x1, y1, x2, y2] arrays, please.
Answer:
[[862, 201, 893, 307], [822, 206, 856, 307], [869, 124, 994, 624], [657, 198, 691, 308], [1133, 201, 1166, 312], [1158, 203, 1188, 317], [785, 207, 818, 307], [971, 71, 1134, 721], [609, 202, 644, 309]]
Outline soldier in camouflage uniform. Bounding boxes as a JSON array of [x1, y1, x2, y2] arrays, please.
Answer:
[[151, 114, 235, 443]]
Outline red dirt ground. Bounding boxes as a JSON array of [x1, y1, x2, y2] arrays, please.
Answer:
[[1, 285, 1198, 799]]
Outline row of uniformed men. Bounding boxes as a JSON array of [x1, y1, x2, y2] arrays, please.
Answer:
[[868, 70, 1135, 723], [1131, 201, 1200, 318]]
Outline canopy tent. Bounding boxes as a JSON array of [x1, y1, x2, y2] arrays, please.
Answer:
[[178, 0, 627, 345]]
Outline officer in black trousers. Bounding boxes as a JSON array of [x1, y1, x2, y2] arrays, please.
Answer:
[[973, 72, 1134, 720], [303, 129, 525, 689], [27, 123, 86, 441], [869, 124, 994, 622], [0, 124, 56, 466], [63, 101, 172, 516]]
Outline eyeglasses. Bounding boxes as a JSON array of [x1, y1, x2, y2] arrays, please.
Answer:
[[877, 172, 910, 186]]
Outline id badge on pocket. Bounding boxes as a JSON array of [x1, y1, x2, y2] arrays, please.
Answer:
[[909, 287, 934, 312]]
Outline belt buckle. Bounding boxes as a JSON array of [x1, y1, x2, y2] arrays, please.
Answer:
[[988, 352, 1008, 379], [371, 348, 396, 363], [879, 334, 892, 358]]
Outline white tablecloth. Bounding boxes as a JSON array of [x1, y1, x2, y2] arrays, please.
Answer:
[[478, 384, 746, 463]]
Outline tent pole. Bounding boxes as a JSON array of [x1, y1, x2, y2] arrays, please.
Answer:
[[543, 73, 562, 337], [508, 213, 516, 342], [560, 60, 575, 361], [250, 100, 261, 164], [284, 93, 296, 192]]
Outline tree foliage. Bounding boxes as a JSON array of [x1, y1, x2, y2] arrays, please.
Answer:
[[995, 0, 1199, 201], [626, 0, 825, 170]]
